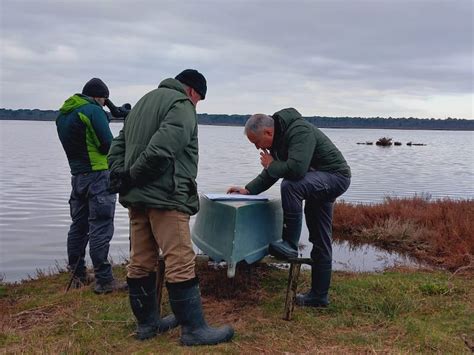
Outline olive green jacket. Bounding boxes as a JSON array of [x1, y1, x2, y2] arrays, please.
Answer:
[[108, 78, 199, 215], [246, 108, 351, 195]]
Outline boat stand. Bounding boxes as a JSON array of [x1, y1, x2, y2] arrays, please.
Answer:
[[284, 258, 313, 321], [156, 255, 313, 321]]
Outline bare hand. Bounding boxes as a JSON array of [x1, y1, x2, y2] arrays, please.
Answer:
[[260, 149, 273, 169], [227, 186, 250, 195]]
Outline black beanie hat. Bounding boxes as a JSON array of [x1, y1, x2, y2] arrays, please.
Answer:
[[175, 69, 207, 100], [82, 78, 109, 98]]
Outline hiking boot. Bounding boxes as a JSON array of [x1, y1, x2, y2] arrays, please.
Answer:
[[94, 279, 128, 294], [71, 272, 95, 289]]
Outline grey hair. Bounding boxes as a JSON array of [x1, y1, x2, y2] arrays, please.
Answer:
[[244, 113, 274, 134]]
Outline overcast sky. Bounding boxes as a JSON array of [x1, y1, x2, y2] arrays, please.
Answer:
[[1, 0, 472, 118]]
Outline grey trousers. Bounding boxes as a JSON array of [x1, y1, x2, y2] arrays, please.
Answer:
[[68, 170, 116, 285], [280, 171, 350, 265]]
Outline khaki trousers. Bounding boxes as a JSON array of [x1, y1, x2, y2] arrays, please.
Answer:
[[127, 207, 196, 283]]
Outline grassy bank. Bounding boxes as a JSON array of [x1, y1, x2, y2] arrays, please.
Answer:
[[1, 263, 473, 354], [2, 197, 473, 353], [333, 197, 474, 271]]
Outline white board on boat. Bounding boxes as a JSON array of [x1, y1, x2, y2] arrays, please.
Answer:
[[203, 193, 269, 201]]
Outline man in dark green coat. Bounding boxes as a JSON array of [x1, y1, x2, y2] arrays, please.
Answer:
[[228, 108, 351, 307], [108, 70, 233, 345]]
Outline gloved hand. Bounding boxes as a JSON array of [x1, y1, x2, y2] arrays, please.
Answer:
[[108, 168, 133, 194], [117, 103, 132, 118], [105, 99, 132, 118]]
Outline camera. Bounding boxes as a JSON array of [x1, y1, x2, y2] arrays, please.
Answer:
[[105, 99, 131, 118]]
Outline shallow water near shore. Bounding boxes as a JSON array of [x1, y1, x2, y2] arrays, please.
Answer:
[[1, 121, 472, 282]]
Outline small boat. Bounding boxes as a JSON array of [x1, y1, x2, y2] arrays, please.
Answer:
[[192, 194, 283, 277]]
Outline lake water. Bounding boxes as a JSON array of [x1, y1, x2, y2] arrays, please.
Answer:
[[1, 120, 473, 282]]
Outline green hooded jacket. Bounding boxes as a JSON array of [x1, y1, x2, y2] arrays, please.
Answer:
[[108, 78, 199, 215], [56, 94, 112, 175], [245, 108, 351, 195]]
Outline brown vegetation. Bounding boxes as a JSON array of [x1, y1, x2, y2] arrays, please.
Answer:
[[333, 197, 474, 271]]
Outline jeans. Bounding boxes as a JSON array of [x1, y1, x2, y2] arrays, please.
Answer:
[[280, 171, 350, 265], [67, 170, 116, 285]]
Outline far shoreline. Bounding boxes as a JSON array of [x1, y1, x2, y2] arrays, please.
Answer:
[[191, 122, 474, 131], [1, 118, 474, 131], [1, 107, 473, 131]]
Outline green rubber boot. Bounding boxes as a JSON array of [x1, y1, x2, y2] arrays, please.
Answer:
[[128, 273, 178, 340], [269, 212, 302, 260], [296, 263, 331, 307], [167, 278, 234, 346]]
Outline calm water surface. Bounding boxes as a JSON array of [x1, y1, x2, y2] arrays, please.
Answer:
[[1, 121, 473, 281]]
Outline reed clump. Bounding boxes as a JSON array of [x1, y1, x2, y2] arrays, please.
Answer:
[[333, 197, 474, 271], [375, 137, 393, 146]]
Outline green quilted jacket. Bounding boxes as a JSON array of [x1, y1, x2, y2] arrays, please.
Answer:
[[108, 78, 199, 215], [246, 107, 351, 194]]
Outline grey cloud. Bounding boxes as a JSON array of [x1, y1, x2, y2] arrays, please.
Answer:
[[0, 0, 472, 118]]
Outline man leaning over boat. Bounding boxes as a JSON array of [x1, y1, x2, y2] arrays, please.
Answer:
[[228, 108, 351, 307]]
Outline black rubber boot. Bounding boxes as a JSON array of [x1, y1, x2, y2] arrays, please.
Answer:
[[296, 263, 331, 307], [127, 273, 178, 340], [269, 212, 302, 260], [167, 277, 234, 346]]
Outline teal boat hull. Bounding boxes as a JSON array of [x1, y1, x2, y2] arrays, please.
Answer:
[[192, 195, 283, 277]]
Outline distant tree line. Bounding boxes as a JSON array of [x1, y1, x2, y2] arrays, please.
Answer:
[[197, 113, 474, 130], [1, 108, 473, 130], [0, 109, 59, 121]]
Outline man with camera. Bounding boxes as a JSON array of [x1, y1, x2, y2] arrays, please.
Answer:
[[56, 78, 127, 294]]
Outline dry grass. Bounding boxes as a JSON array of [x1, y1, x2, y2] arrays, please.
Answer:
[[1, 265, 473, 354], [333, 197, 474, 271]]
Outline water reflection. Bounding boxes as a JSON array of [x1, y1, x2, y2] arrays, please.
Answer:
[[331, 241, 422, 272]]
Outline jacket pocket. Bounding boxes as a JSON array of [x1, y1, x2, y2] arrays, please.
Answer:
[[186, 178, 197, 196], [162, 161, 176, 194]]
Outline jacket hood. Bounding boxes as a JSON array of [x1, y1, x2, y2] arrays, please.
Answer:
[[59, 94, 95, 114], [272, 107, 303, 132], [158, 78, 189, 97]]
